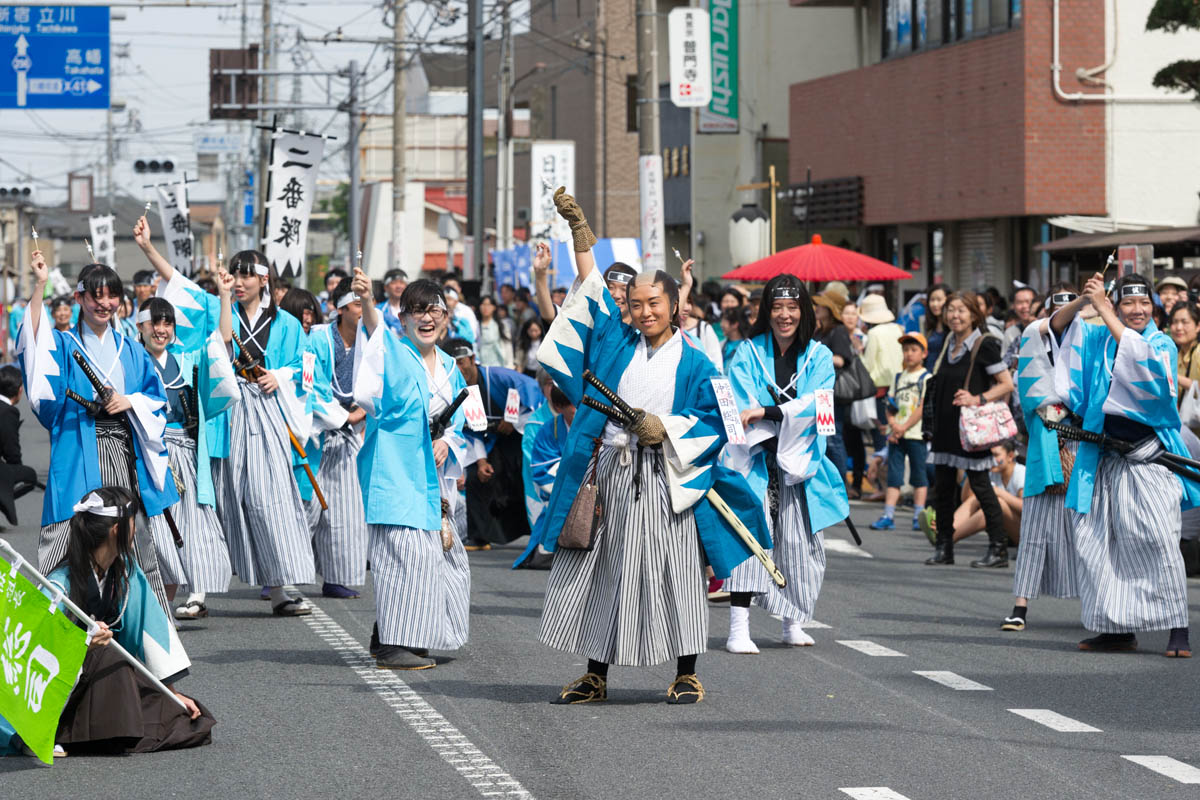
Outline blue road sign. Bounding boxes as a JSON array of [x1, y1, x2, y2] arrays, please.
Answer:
[[0, 6, 109, 109]]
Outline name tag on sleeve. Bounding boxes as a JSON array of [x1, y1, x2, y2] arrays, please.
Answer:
[[709, 377, 747, 445], [463, 385, 489, 431], [503, 387, 521, 423], [301, 352, 316, 394], [814, 389, 836, 436]]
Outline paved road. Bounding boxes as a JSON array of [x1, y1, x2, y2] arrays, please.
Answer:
[[2, 416, 1197, 799]]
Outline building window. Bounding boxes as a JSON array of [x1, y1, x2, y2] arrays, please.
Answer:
[[626, 75, 638, 133], [883, 0, 1017, 57]]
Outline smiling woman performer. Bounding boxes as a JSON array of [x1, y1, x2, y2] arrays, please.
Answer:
[[721, 275, 849, 654], [137, 297, 240, 620], [1050, 272, 1196, 657], [536, 189, 769, 705], [19, 252, 178, 615]]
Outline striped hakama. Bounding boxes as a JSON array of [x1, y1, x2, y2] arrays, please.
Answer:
[[308, 428, 368, 586], [539, 446, 708, 667], [370, 520, 470, 651], [1073, 438, 1189, 632], [724, 472, 825, 622], [164, 428, 232, 594], [1011, 488, 1079, 600], [219, 380, 316, 587], [38, 419, 172, 614]]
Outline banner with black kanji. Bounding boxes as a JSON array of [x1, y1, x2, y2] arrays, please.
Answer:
[[156, 181, 194, 277], [87, 215, 115, 268], [263, 131, 325, 279]]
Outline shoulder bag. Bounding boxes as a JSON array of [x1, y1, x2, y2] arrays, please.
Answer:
[[958, 335, 1018, 452], [558, 438, 603, 551], [834, 352, 877, 404]]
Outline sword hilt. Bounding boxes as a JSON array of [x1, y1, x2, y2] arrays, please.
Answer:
[[582, 395, 631, 425], [71, 349, 112, 403], [582, 370, 643, 428], [229, 329, 263, 376], [66, 388, 102, 416]]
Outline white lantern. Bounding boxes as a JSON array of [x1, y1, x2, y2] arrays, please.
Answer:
[[729, 204, 769, 267]]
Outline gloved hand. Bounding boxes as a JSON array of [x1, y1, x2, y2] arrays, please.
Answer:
[[631, 411, 666, 447], [554, 187, 597, 253]]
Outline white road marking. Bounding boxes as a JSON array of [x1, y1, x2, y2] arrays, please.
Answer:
[[769, 615, 831, 629], [301, 604, 534, 799], [1008, 709, 1101, 732], [837, 640, 906, 657], [1121, 756, 1200, 783], [825, 538, 873, 558], [913, 671, 993, 691], [839, 788, 914, 800]]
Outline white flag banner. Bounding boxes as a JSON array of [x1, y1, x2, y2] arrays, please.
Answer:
[[638, 155, 666, 272], [668, 8, 712, 108], [156, 181, 194, 277], [87, 215, 115, 268], [263, 131, 325, 279], [529, 140, 575, 244]]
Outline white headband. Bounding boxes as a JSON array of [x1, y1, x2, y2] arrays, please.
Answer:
[[136, 309, 152, 324], [335, 292, 361, 310], [72, 492, 125, 518], [254, 263, 270, 276], [606, 271, 634, 286], [75, 281, 84, 293], [1118, 284, 1149, 299], [444, 288, 459, 301]]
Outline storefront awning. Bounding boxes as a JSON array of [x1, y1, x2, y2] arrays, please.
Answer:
[[1036, 226, 1200, 253]]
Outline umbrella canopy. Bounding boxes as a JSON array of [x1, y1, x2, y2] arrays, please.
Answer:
[[722, 234, 913, 282]]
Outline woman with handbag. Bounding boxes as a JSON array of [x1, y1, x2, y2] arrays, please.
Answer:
[[722, 276, 850, 653], [925, 291, 1015, 568], [535, 189, 770, 705], [814, 291, 858, 496], [1168, 303, 1200, 435]]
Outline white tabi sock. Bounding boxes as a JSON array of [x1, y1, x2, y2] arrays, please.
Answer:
[[782, 618, 814, 647], [726, 606, 759, 654], [267, 586, 305, 607], [186, 592, 206, 605]]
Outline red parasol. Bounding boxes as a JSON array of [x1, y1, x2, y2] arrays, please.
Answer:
[[722, 234, 913, 282]]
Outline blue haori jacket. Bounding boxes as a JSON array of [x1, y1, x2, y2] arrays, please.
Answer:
[[353, 325, 468, 531], [162, 338, 240, 507], [723, 332, 849, 534], [17, 313, 179, 526], [536, 267, 771, 579], [1053, 315, 1200, 512], [1016, 319, 1068, 498]]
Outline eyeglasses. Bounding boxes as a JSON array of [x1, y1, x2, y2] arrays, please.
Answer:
[[406, 306, 447, 321]]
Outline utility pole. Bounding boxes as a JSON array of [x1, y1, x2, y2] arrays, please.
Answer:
[[636, 0, 660, 158], [391, 0, 406, 275], [256, 0, 272, 240], [495, 3, 512, 262], [465, 0, 484, 280], [348, 60, 360, 262]]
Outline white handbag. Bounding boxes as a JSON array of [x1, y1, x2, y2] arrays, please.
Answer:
[[850, 396, 878, 430], [1180, 382, 1200, 429]]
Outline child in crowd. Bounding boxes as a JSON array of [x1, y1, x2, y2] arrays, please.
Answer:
[[870, 333, 931, 531]]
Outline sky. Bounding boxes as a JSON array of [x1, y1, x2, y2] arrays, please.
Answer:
[[0, 0, 523, 205]]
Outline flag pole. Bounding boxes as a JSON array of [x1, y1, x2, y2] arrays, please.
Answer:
[[0, 538, 188, 711]]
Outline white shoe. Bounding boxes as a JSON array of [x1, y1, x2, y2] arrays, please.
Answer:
[[782, 618, 814, 647], [726, 606, 759, 654]]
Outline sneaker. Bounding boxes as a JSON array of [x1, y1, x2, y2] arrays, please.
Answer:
[[912, 515, 923, 531], [868, 516, 894, 530], [919, 508, 937, 546]]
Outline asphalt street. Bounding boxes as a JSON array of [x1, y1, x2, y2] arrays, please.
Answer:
[[2, 416, 1198, 800]]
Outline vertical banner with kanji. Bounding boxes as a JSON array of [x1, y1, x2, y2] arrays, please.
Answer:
[[263, 131, 325, 280], [156, 181, 194, 277], [0, 556, 88, 764], [638, 155, 666, 272], [87, 215, 115, 268], [528, 140, 575, 244]]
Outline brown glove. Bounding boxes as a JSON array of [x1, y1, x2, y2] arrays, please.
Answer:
[[631, 411, 666, 447], [553, 186, 597, 253]]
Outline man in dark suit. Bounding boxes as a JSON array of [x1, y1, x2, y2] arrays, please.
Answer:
[[0, 364, 40, 526]]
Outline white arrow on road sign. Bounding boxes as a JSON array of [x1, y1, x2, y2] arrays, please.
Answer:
[[13, 34, 31, 107], [14, 34, 28, 56]]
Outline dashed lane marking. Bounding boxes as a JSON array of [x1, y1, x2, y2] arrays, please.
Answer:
[[825, 538, 874, 558], [1120, 756, 1200, 784], [300, 604, 534, 799], [839, 788, 914, 799], [769, 615, 831, 629], [1008, 709, 1101, 733], [836, 640, 906, 657], [913, 671, 993, 691]]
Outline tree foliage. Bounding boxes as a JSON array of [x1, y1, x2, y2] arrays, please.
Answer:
[[1146, 0, 1200, 100]]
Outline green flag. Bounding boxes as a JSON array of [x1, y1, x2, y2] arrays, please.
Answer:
[[0, 555, 88, 764]]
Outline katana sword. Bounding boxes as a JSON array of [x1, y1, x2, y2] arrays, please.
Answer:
[[581, 377, 786, 587], [430, 388, 470, 441], [229, 329, 329, 510], [1043, 419, 1200, 484], [70, 350, 184, 549], [583, 370, 643, 428]]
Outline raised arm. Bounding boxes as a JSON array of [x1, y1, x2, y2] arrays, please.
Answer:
[[677, 259, 695, 329], [216, 268, 234, 344], [1083, 272, 1125, 342], [531, 241, 555, 323], [133, 214, 174, 281], [552, 187, 596, 282], [353, 268, 378, 336], [26, 250, 47, 343]]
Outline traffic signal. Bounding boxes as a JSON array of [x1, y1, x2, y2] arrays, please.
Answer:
[[133, 158, 176, 174], [0, 185, 34, 204]]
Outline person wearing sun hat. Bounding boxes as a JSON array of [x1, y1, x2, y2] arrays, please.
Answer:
[[861, 294, 904, 457], [1156, 275, 1188, 314]]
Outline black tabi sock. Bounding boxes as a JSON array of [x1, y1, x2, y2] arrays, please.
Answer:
[[676, 654, 697, 677], [587, 659, 609, 678], [1010, 606, 1027, 621], [730, 592, 753, 608]]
